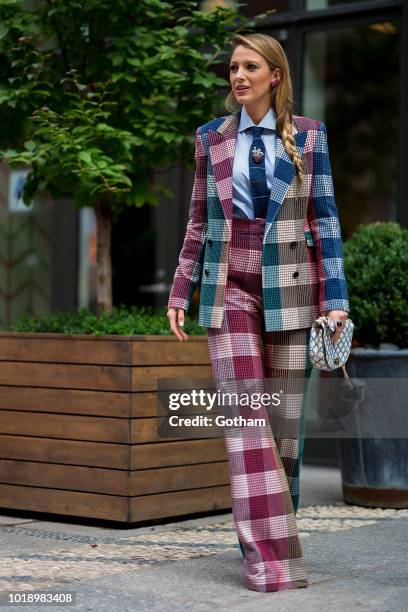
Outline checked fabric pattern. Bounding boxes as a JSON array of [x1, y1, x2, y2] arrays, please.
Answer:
[[168, 111, 350, 332], [207, 217, 313, 593], [248, 126, 270, 219]]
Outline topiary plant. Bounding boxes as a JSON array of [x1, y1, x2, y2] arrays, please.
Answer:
[[343, 221, 408, 348]]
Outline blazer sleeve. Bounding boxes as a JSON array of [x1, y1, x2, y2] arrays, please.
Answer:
[[308, 120, 350, 314], [167, 127, 208, 312]]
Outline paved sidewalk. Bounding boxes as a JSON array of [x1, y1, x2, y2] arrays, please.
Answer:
[[0, 465, 407, 611]]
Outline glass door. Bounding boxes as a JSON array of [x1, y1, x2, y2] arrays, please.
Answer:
[[302, 19, 400, 240]]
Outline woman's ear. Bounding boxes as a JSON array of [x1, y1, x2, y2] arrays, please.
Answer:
[[270, 68, 282, 87]]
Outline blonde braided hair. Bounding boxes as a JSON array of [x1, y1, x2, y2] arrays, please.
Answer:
[[225, 33, 304, 184]]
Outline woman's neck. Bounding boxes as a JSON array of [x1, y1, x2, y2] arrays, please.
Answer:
[[244, 103, 271, 126]]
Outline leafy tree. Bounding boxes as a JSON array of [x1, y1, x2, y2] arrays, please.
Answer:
[[0, 0, 270, 311]]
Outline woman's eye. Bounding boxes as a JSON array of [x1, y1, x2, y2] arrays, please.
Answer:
[[230, 64, 257, 71]]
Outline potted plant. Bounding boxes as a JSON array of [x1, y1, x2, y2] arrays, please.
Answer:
[[0, 306, 233, 522], [337, 221, 408, 508], [0, 1, 271, 523]]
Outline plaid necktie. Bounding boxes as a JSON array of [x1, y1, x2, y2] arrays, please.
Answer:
[[248, 125, 270, 219]]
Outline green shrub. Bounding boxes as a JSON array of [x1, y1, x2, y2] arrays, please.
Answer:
[[343, 221, 408, 347], [8, 305, 206, 337]]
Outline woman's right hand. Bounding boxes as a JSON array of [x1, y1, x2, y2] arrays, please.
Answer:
[[167, 307, 188, 341]]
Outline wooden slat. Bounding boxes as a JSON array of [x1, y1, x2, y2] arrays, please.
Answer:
[[0, 459, 128, 495], [0, 336, 131, 365], [0, 411, 221, 443], [0, 435, 129, 468], [0, 363, 213, 392], [0, 483, 128, 522], [0, 411, 130, 442], [132, 365, 213, 391], [132, 339, 209, 366], [0, 435, 228, 469], [0, 333, 209, 366], [131, 438, 227, 469], [0, 459, 230, 495], [0, 483, 231, 523], [130, 486, 232, 522], [0, 387, 218, 418], [0, 386, 132, 417], [131, 392, 161, 418], [130, 462, 229, 495], [0, 362, 131, 391]]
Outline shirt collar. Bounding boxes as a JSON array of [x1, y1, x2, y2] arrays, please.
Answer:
[[238, 105, 276, 133]]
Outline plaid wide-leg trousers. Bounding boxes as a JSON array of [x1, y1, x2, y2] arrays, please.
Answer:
[[206, 216, 313, 593]]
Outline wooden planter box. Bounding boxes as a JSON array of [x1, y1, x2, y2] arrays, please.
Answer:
[[0, 332, 231, 523]]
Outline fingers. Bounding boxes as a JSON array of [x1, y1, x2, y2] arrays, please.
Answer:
[[178, 309, 185, 328], [327, 311, 347, 346], [167, 307, 189, 341], [175, 308, 189, 341], [333, 327, 344, 345], [176, 309, 188, 341]]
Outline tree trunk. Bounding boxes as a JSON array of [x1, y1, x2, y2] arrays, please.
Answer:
[[94, 198, 112, 313]]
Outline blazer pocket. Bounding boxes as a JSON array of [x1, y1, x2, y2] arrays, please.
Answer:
[[304, 230, 315, 247]]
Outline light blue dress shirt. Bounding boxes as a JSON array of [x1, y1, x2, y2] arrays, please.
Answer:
[[232, 105, 277, 219]]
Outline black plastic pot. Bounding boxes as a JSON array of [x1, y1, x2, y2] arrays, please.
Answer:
[[337, 345, 408, 508]]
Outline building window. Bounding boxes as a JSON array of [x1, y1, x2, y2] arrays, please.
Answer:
[[302, 20, 400, 239]]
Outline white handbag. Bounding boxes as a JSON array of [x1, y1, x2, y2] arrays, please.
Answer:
[[308, 315, 354, 388]]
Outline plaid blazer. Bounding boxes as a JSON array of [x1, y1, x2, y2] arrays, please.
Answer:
[[168, 111, 350, 331]]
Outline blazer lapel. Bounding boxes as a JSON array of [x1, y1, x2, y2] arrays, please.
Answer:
[[264, 124, 307, 242], [208, 112, 240, 226]]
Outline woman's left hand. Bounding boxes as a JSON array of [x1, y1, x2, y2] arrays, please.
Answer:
[[325, 310, 348, 345]]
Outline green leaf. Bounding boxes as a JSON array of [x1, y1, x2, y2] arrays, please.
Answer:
[[160, 132, 176, 144], [192, 74, 215, 88], [112, 55, 124, 66], [78, 151, 92, 164], [126, 58, 141, 67], [0, 23, 9, 40], [24, 141, 36, 151]]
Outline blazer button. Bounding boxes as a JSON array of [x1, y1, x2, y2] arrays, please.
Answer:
[[290, 241, 297, 249], [207, 239, 213, 247], [292, 271, 299, 278], [204, 269, 209, 276]]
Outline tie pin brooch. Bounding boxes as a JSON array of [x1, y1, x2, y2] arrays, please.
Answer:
[[251, 146, 264, 163]]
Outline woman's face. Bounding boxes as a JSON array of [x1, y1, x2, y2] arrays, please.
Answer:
[[229, 45, 280, 108]]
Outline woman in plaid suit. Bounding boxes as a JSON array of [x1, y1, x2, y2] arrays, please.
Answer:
[[167, 33, 349, 593]]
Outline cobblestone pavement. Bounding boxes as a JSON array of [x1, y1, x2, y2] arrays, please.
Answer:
[[1, 503, 408, 593]]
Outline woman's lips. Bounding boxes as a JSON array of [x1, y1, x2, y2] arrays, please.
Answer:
[[236, 87, 250, 94]]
